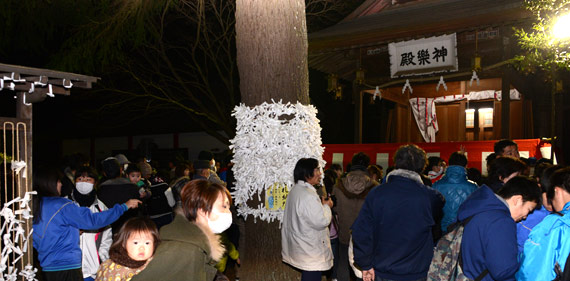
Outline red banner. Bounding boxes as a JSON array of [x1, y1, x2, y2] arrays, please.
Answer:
[[323, 139, 551, 175]]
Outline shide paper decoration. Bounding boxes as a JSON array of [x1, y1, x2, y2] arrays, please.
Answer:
[[230, 100, 325, 223], [0, 191, 38, 281]]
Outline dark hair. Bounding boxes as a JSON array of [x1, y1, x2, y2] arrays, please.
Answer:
[[547, 167, 570, 201], [330, 164, 342, 173], [486, 153, 497, 165], [101, 157, 121, 179], [109, 217, 160, 268], [487, 156, 527, 183], [393, 144, 427, 173], [449, 152, 468, 167], [467, 167, 482, 186], [323, 169, 338, 194], [32, 167, 63, 223], [124, 163, 141, 175], [494, 139, 518, 155], [180, 179, 231, 222], [198, 150, 214, 161], [424, 156, 443, 174], [293, 158, 319, 183], [351, 152, 371, 168], [174, 163, 190, 178], [367, 165, 382, 180], [74, 166, 99, 181], [533, 162, 552, 180], [496, 176, 541, 204]]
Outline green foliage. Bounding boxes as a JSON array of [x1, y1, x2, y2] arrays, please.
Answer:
[[513, 0, 570, 78], [0, 152, 11, 165]]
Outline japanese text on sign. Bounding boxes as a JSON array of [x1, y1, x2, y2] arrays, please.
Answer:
[[389, 33, 457, 78]]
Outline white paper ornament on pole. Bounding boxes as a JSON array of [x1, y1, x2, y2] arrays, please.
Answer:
[[230, 100, 325, 223]]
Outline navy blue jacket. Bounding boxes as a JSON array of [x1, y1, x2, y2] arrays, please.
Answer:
[[352, 169, 444, 280], [458, 185, 518, 281], [432, 165, 477, 232]]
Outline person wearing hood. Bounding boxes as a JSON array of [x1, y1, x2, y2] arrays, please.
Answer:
[[352, 144, 445, 281], [458, 176, 540, 281], [71, 167, 113, 281], [517, 167, 570, 281], [333, 152, 378, 281], [432, 151, 478, 232]]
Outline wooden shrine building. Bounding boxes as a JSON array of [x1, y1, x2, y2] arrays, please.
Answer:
[[309, 0, 540, 143]]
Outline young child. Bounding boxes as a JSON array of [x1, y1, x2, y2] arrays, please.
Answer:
[[95, 217, 160, 281], [125, 164, 150, 199]]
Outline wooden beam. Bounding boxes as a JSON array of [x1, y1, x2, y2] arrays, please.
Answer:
[[0, 63, 99, 88]]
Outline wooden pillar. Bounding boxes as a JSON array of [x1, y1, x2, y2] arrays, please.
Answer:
[[501, 76, 511, 139], [354, 84, 363, 144]]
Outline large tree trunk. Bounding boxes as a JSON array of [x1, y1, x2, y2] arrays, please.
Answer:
[[236, 0, 310, 106], [235, 0, 310, 280]]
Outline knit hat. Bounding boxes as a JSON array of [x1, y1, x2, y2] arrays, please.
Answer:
[[139, 162, 152, 178], [193, 160, 211, 170], [114, 154, 130, 166]]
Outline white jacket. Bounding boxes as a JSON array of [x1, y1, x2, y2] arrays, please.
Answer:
[[281, 181, 333, 271], [78, 199, 113, 279]]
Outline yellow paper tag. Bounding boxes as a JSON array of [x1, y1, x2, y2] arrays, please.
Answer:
[[265, 183, 289, 211]]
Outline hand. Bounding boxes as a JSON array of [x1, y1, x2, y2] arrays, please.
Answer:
[[460, 144, 466, 154], [236, 258, 241, 265], [362, 268, 375, 281], [322, 197, 333, 208], [125, 199, 142, 209]]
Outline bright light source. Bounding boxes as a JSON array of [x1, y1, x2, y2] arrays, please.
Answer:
[[465, 109, 475, 113], [479, 108, 493, 113], [553, 13, 570, 40]]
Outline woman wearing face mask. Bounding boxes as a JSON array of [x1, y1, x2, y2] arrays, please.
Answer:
[[71, 167, 113, 281], [132, 179, 231, 281]]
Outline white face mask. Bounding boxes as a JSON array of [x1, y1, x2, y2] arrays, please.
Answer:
[[76, 182, 94, 195], [207, 209, 232, 234]]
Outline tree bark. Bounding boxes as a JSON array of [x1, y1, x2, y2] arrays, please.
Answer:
[[235, 0, 311, 280], [236, 0, 310, 107]]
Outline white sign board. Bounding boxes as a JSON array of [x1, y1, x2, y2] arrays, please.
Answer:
[[389, 33, 458, 78]]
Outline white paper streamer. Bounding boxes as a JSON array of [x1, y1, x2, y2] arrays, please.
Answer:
[[373, 86, 382, 101], [402, 79, 413, 94], [46, 84, 54, 98], [33, 76, 46, 87], [436, 76, 447, 91], [229, 100, 325, 222], [0, 192, 37, 281], [63, 79, 73, 89], [469, 71, 480, 87]]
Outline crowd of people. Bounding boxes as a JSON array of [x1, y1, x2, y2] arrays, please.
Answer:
[[281, 139, 570, 281], [32, 151, 240, 281], [29, 140, 570, 281]]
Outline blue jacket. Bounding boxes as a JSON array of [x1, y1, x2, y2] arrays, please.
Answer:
[[516, 202, 570, 281], [33, 197, 127, 271], [516, 205, 549, 255], [351, 169, 444, 281], [432, 165, 477, 232], [457, 185, 518, 281]]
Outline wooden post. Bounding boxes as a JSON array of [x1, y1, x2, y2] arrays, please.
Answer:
[[501, 76, 511, 139], [354, 85, 363, 144]]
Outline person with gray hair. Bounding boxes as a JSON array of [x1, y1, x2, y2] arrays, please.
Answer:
[[351, 144, 445, 281]]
